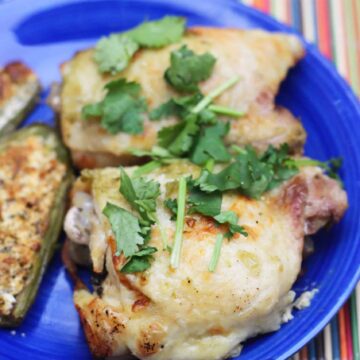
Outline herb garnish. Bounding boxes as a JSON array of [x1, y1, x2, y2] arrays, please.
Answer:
[[94, 35, 139, 75], [102, 168, 165, 273], [119, 168, 168, 250], [170, 176, 187, 268], [164, 198, 178, 220], [195, 144, 298, 199], [214, 211, 248, 239], [82, 79, 147, 135], [164, 45, 216, 92], [187, 181, 222, 217], [121, 247, 158, 273], [154, 76, 241, 165], [94, 16, 186, 74], [103, 203, 145, 258], [208, 234, 224, 272], [164, 175, 247, 272], [128, 16, 186, 48], [189, 122, 231, 165], [285, 157, 343, 185]]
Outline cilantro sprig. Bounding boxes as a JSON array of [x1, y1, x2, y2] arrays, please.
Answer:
[[103, 203, 144, 258], [166, 175, 247, 272], [164, 45, 216, 92], [94, 16, 186, 74], [153, 76, 242, 165], [285, 157, 343, 185], [195, 144, 299, 199], [214, 211, 248, 239], [103, 168, 165, 273], [94, 35, 139, 75], [82, 79, 147, 135]]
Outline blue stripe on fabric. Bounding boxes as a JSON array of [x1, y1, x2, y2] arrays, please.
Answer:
[[291, 0, 302, 33], [331, 316, 341, 360]]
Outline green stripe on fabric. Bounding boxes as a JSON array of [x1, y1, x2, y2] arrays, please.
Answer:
[[328, 0, 338, 66], [351, 291, 360, 360]]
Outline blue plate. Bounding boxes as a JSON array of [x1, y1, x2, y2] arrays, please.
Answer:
[[1, 1, 359, 359]]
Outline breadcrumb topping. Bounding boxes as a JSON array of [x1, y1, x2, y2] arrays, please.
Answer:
[[0, 135, 66, 315]]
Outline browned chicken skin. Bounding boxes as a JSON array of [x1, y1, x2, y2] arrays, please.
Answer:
[[64, 163, 347, 360], [60, 28, 306, 168]]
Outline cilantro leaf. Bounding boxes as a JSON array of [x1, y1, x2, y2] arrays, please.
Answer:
[[120, 246, 157, 273], [94, 34, 139, 74], [82, 79, 147, 135], [188, 184, 222, 217], [103, 202, 144, 258], [190, 122, 231, 165], [214, 211, 248, 238], [81, 102, 103, 118], [149, 93, 203, 121], [261, 144, 299, 190], [133, 177, 161, 223], [106, 168, 163, 273], [128, 16, 185, 48], [164, 198, 178, 220], [164, 45, 216, 92], [149, 99, 181, 121], [158, 113, 199, 155], [119, 168, 160, 224], [93, 17, 185, 75]]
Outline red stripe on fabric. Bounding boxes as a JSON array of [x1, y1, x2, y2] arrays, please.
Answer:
[[316, 0, 332, 59], [262, 0, 270, 13], [345, 302, 354, 360], [254, 0, 269, 13], [286, 0, 292, 25], [339, 308, 349, 360], [299, 346, 308, 360]]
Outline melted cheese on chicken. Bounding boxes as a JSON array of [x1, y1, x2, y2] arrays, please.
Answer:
[[66, 162, 347, 359], [0, 136, 66, 315], [60, 28, 306, 168]]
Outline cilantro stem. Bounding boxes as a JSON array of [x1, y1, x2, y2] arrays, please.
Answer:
[[205, 158, 215, 172], [208, 104, 245, 118], [231, 145, 247, 155], [192, 76, 240, 114], [285, 158, 324, 168], [170, 176, 187, 268], [133, 160, 162, 177], [208, 233, 224, 272]]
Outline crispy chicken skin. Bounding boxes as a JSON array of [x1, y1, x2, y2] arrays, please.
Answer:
[[64, 162, 347, 360], [60, 28, 306, 169]]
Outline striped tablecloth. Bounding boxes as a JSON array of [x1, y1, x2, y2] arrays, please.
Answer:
[[239, 1, 360, 359]]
